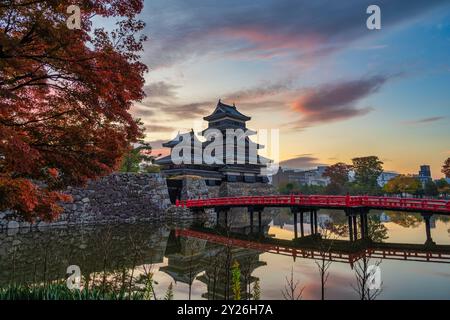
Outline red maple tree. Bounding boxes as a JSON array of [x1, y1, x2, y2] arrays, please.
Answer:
[[0, 0, 148, 221]]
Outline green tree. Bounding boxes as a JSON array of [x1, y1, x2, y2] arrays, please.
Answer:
[[278, 182, 300, 194], [323, 162, 351, 195], [352, 156, 383, 188], [383, 175, 422, 196], [299, 184, 326, 195], [435, 178, 450, 197], [120, 120, 159, 173], [442, 157, 450, 178], [424, 180, 439, 197]]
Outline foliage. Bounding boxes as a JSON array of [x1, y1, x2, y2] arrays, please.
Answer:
[[120, 127, 157, 172], [0, 0, 147, 221], [323, 162, 351, 195], [352, 156, 383, 188], [348, 182, 382, 196], [0, 283, 145, 300], [231, 260, 241, 300], [252, 279, 261, 300], [435, 178, 450, 196], [278, 182, 300, 194], [442, 157, 450, 178], [145, 165, 161, 173], [140, 273, 156, 300], [367, 215, 388, 242], [423, 180, 439, 197], [383, 175, 422, 195], [386, 211, 423, 228], [164, 283, 174, 300]]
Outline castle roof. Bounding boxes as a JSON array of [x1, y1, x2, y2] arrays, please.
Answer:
[[203, 100, 251, 122], [162, 130, 202, 148]]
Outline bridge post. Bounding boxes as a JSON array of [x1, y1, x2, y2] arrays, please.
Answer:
[[258, 210, 262, 233], [313, 209, 318, 234], [215, 208, 220, 227], [352, 215, 358, 240], [359, 210, 366, 240], [293, 208, 298, 239], [421, 213, 435, 246], [300, 211, 304, 237], [248, 206, 254, 233], [225, 209, 228, 228], [347, 213, 354, 241]]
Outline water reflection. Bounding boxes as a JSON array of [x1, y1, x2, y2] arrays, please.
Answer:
[[0, 210, 449, 300]]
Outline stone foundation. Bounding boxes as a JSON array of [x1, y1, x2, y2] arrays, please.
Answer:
[[0, 173, 172, 231], [0, 174, 277, 231], [212, 182, 280, 228]]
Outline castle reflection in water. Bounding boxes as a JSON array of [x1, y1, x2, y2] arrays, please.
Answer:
[[0, 210, 449, 300]]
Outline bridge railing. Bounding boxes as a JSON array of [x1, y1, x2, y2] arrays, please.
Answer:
[[175, 195, 450, 213]]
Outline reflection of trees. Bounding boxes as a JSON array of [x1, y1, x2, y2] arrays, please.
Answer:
[[386, 211, 423, 228], [315, 224, 337, 300], [366, 215, 388, 243], [351, 257, 383, 300], [282, 267, 304, 300], [199, 245, 264, 300]]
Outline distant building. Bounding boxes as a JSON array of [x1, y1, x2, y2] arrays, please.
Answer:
[[271, 166, 329, 187], [377, 171, 399, 187], [379, 212, 391, 222], [416, 164, 432, 185], [302, 166, 330, 186]]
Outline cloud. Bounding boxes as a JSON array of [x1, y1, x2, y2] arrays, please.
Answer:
[[279, 154, 325, 169], [143, 81, 179, 98], [135, 78, 293, 126], [402, 116, 446, 125], [224, 79, 293, 102], [145, 124, 176, 133], [162, 101, 212, 119], [142, 0, 449, 68], [289, 75, 391, 127]]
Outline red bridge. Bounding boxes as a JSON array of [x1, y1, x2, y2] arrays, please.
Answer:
[[176, 195, 450, 214], [176, 195, 449, 245]]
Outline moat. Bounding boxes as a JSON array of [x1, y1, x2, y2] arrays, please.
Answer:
[[1, 209, 449, 300]]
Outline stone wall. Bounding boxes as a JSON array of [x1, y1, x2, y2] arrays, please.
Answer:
[[166, 176, 215, 223], [0, 173, 172, 231], [213, 182, 280, 228], [0, 173, 279, 231]]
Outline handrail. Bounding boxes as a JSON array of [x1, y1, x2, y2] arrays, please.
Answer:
[[175, 195, 450, 213]]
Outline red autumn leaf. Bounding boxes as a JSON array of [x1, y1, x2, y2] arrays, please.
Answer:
[[0, 0, 147, 221]]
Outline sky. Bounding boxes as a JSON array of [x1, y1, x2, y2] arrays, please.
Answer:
[[129, 0, 450, 178]]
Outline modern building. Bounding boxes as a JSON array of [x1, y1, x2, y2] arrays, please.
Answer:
[[271, 166, 330, 187], [377, 171, 399, 187], [416, 165, 432, 185], [155, 100, 271, 185]]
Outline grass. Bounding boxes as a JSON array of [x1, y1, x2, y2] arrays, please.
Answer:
[[0, 283, 145, 300]]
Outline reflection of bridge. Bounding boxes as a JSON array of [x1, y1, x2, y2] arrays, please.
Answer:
[[176, 229, 450, 266], [177, 195, 450, 245]]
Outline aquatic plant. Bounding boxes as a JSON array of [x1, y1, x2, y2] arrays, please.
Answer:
[[231, 260, 241, 300]]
